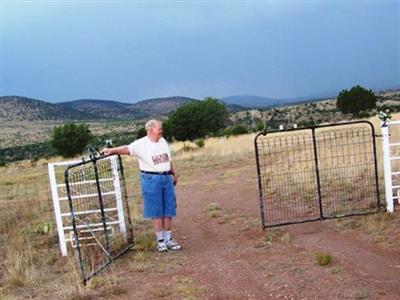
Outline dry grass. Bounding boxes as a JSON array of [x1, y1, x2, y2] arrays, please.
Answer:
[[3, 247, 41, 288], [206, 202, 221, 219], [171, 133, 256, 161], [332, 213, 399, 248]]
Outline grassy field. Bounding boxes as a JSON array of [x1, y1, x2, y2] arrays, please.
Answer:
[[1, 114, 400, 299]]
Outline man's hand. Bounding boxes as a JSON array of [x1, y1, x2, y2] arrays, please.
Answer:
[[172, 173, 179, 186], [100, 146, 130, 156], [100, 147, 112, 156]]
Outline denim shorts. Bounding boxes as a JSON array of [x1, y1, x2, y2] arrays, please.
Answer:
[[140, 173, 176, 219]]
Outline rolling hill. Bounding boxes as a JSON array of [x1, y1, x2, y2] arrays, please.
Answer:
[[0, 96, 97, 122], [0, 95, 247, 122], [130, 96, 196, 115], [57, 99, 149, 120]]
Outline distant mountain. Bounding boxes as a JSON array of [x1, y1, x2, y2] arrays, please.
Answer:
[[225, 103, 248, 113], [131, 96, 247, 114], [222, 95, 283, 107], [221, 93, 337, 108], [57, 99, 149, 119], [0, 96, 97, 122], [130, 96, 196, 115]]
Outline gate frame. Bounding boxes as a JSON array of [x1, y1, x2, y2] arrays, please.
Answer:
[[255, 120, 381, 229], [64, 153, 133, 284]]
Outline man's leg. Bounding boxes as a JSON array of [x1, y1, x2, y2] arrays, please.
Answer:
[[152, 218, 167, 252], [162, 217, 172, 231], [152, 218, 164, 232], [162, 217, 181, 250]]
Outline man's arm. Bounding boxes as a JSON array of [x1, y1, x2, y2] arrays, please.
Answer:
[[171, 163, 179, 185], [101, 145, 130, 156]]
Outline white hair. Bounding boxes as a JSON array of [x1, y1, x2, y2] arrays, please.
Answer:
[[145, 119, 162, 131]]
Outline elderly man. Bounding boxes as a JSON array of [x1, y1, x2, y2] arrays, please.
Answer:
[[101, 119, 181, 252]]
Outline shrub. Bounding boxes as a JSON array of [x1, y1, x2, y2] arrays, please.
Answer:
[[50, 123, 93, 158], [336, 85, 377, 116], [229, 125, 249, 136], [195, 139, 205, 148], [0, 155, 6, 167], [164, 97, 228, 141]]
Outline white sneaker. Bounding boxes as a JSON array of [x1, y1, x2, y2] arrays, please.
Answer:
[[165, 239, 182, 251], [157, 241, 168, 252]]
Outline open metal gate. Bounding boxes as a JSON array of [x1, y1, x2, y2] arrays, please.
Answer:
[[64, 154, 133, 283], [255, 121, 381, 228]]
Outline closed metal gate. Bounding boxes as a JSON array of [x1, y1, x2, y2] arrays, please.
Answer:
[[255, 121, 381, 228], [65, 154, 133, 283]]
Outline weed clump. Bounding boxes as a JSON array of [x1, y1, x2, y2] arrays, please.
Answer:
[[195, 139, 205, 148], [315, 252, 332, 266], [133, 231, 156, 251], [206, 202, 221, 218], [331, 266, 342, 274]]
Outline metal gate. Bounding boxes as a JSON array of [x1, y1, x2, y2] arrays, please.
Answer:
[[255, 121, 381, 228], [64, 154, 133, 283]]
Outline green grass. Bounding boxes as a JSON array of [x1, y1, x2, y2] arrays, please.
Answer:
[[315, 252, 332, 266], [331, 266, 342, 274]]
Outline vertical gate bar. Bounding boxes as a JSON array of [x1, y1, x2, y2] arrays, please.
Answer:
[[92, 159, 112, 260], [312, 128, 324, 220], [254, 133, 266, 229], [369, 122, 381, 208], [64, 168, 87, 284]]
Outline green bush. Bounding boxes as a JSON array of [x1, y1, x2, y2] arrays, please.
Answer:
[[50, 123, 93, 158], [336, 85, 377, 116], [229, 125, 249, 136], [164, 97, 228, 141], [0, 142, 56, 162]]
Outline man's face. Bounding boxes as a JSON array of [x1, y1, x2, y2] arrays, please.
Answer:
[[150, 123, 163, 140]]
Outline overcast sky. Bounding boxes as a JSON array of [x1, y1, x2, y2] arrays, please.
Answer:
[[1, 1, 399, 103]]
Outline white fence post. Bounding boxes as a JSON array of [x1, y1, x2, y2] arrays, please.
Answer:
[[381, 122, 394, 213], [110, 156, 127, 241], [48, 163, 68, 256]]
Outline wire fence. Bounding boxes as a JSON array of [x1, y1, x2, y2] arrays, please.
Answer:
[[0, 180, 52, 234]]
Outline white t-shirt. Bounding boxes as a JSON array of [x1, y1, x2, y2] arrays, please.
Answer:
[[128, 136, 172, 172]]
